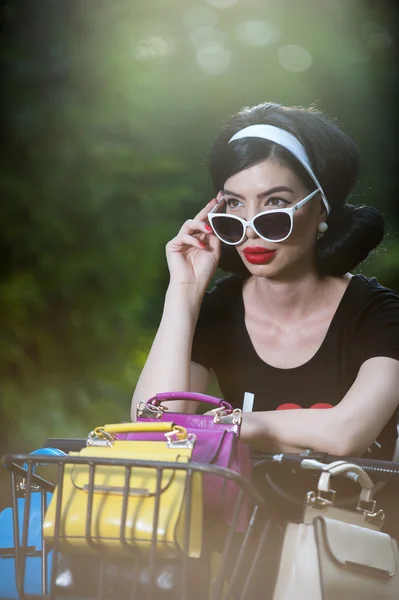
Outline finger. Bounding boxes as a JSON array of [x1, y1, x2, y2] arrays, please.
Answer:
[[168, 233, 207, 252], [180, 219, 214, 236], [193, 196, 220, 221]]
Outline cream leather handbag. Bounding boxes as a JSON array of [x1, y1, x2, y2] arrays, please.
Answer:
[[273, 460, 399, 600]]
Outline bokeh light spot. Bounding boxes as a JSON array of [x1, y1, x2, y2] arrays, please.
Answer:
[[237, 20, 280, 47], [363, 22, 393, 48], [182, 6, 219, 31], [206, 0, 238, 9], [278, 45, 313, 72], [368, 31, 393, 51], [189, 26, 226, 51], [134, 36, 174, 62], [196, 43, 232, 75]]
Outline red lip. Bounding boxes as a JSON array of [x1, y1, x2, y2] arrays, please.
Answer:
[[243, 247, 277, 265], [243, 246, 274, 254]]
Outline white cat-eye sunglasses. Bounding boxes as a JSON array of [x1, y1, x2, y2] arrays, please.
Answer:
[[207, 189, 320, 245]]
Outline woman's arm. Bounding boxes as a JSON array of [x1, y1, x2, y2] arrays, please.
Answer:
[[131, 199, 220, 420], [241, 356, 399, 456], [131, 284, 210, 420]]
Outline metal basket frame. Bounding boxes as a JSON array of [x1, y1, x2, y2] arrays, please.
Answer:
[[1, 453, 270, 600]]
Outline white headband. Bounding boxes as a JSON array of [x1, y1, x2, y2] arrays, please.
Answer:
[[228, 124, 330, 214]]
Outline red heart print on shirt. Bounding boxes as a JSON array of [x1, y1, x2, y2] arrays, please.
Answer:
[[276, 403, 333, 410]]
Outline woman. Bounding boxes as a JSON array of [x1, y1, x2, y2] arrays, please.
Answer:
[[131, 102, 399, 462]]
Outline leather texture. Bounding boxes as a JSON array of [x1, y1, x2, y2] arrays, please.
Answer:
[[273, 521, 322, 600], [273, 459, 399, 600], [43, 441, 203, 558], [138, 412, 240, 436], [148, 391, 233, 411], [315, 518, 398, 576], [119, 423, 251, 531], [142, 392, 240, 435], [103, 421, 176, 434], [274, 518, 399, 600]]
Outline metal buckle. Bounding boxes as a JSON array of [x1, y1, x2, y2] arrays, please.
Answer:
[[317, 488, 336, 506], [165, 427, 196, 449], [136, 401, 165, 419], [165, 433, 196, 449], [305, 488, 336, 511], [357, 498, 377, 515], [17, 480, 40, 493], [357, 498, 385, 524], [212, 407, 242, 425], [304, 488, 336, 515], [87, 428, 114, 447], [211, 407, 228, 421]]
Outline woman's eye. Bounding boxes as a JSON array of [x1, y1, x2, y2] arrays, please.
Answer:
[[266, 197, 289, 208], [225, 198, 243, 209]]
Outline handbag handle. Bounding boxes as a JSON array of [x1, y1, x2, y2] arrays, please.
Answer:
[[147, 391, 233, 413], [318, 460, 375, 503], [102, 422, 179, 434], [90, 422, 192, 446]]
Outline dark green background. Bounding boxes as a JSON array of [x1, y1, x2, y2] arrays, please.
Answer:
[[1, 0, 398, 501]]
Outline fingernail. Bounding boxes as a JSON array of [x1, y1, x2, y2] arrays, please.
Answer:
[[208, 198, 216, 204], [205, 224, 212, 232], [199, 241, 206, 248]]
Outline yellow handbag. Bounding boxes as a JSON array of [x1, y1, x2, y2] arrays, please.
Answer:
[[43, 422, 203, 558]]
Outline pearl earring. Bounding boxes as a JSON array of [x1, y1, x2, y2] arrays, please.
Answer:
[[318, 221, 328, 233]]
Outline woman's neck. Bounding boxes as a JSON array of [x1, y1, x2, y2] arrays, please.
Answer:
[[245, 270, 349, 324]]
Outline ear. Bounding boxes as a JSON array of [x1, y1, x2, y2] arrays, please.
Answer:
[[319, 197, 328, 221]]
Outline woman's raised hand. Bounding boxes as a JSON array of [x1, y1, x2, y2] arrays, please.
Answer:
[[166, 198, 221, 289]]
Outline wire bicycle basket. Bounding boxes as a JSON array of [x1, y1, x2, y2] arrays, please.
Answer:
[[1, 453, 270, 600]]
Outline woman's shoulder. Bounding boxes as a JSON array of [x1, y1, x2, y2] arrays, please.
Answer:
[[350, 274, 399, 305], [345, 274, 399, 328], [344, 275, 399, 364]]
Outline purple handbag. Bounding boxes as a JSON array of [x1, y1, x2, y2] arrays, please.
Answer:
[[117, 392, 252, 530], [137, 391, 241, 435]]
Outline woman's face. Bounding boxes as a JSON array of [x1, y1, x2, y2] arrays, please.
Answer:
[[222, 158, 326, 279]]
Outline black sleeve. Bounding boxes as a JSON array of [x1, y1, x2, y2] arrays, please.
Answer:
[[355, 278, 399, 366], [191, 275, 241, 370]]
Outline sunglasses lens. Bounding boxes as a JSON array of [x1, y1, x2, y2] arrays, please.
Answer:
[[211, 216, 244, 244], [255, 212, 291, 241]]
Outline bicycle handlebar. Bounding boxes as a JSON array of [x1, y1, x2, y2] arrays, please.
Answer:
[[42, 439, 399, 483], [253, 451, 399, 483]]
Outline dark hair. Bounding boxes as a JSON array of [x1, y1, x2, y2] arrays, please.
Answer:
[[209, 102, 384, 277]]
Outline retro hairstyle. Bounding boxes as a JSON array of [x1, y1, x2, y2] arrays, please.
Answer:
[[209, 102, 384, 277]]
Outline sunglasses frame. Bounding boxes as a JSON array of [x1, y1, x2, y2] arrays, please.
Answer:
[[208, 189, 320, 245]]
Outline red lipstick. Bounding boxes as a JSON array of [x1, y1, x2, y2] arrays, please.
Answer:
[[243, 246, 277, 265]]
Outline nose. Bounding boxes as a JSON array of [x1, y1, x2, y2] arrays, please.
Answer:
[[245, 225, 258, 239]]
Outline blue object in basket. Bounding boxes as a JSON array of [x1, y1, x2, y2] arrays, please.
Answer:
[[0, 448, 65, 599]]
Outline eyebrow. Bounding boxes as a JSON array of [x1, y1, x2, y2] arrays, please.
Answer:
[[222, 186, 294, 199]]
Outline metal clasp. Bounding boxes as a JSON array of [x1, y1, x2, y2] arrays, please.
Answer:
[[17, 479, 40, 494], [87, 428, 115, 447], [305, 488, 336, 511], [164, 426, 196, 449], [316, 488, 336, 506], [136, 401, 165, 419], [212, 407, 242, 425], [357, 498, 385, 525]]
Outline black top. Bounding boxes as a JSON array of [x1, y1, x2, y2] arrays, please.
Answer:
[[192, 274, 399, 454]]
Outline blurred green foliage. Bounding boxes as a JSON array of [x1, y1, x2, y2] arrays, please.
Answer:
[[1, 0, 398, 503]]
